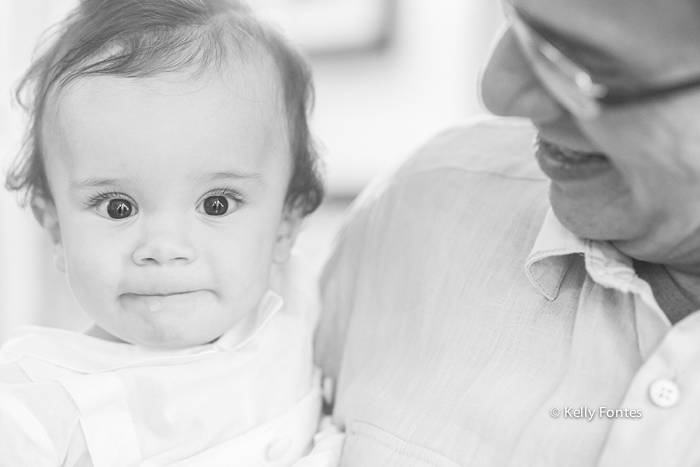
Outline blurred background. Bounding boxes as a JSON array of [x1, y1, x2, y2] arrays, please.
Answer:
[[0, 0, 503, 343]]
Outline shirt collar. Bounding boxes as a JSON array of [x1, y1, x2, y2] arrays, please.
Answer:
[[526, 209, 672, 359], [1, 290, 284, 374], [213, 290, 283, 351], [526, 209, 643, 301], [526, 209, 587, 301]]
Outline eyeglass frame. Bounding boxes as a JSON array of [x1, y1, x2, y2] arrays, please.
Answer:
[[502, 0, 700, 119]]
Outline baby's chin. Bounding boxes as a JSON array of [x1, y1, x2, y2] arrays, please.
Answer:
[[122, 330, 222, 350], [84, 324, 128, 344], [84, 323, 221, 349]]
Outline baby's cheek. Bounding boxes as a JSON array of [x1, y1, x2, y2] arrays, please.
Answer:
[[210, 247, 270, 308], [64, 240, 120, 305]]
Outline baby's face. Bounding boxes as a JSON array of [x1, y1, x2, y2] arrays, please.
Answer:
[[40, 66, 297, 348]]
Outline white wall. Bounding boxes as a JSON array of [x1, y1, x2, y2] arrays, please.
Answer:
[[0, 0, 83, 342], [311, 0, 503, 194]]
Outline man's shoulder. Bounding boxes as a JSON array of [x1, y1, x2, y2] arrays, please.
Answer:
[[394, 116, 545, 182], [347, 117, 547, 221], [328, 116, 550, 266], [317, 117, 552, 387]]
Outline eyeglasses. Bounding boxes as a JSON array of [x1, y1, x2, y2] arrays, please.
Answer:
[[503, 1, 700, 119]]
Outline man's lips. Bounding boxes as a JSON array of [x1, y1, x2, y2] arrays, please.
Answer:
[[534, 136, 614, 181]]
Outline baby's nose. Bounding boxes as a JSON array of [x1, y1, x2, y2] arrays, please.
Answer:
[[132, 224, 196, 266]]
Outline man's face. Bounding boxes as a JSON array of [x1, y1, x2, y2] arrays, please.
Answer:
[[480, 0, 700, 271], [41, 66, 297, 348]]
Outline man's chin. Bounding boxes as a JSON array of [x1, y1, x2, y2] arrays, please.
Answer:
[[549, 190, 642, 242]]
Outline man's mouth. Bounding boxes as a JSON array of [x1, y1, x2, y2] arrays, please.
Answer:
[[535, 136, 614, 181]]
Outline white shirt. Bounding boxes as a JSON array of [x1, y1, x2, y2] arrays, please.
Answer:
[[317, 118, 700, 466], [531, 210, 700, 466], [0, 255, 342, 467]]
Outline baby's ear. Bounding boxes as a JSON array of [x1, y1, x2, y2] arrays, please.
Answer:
[[273, 205, 304, 264], [30, 196, 66, 272]]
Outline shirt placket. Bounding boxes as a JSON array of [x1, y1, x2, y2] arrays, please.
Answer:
[[582, 241, 700, 466], [597, 310, 700, 466]]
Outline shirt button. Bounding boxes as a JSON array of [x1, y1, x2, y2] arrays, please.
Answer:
[[648, 379, 680, 408], [266, 437, 292, 462]]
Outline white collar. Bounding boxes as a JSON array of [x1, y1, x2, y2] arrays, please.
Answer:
[[526, 209, 656, 303], [525, 209, 671, 358], [1, 290, 284, 374]]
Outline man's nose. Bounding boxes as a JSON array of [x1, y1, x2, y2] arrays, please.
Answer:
[[132, 217, 196, 266], [479, 27, 566, 123]]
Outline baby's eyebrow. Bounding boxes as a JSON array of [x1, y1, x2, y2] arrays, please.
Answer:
[[69, 171, 262, 192], [190, 170, 263, 184], [70, 177, 124, 191]]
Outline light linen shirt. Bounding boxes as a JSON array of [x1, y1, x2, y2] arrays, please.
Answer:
[[0, 255, 342, 467], [316, 118, 700, 467]]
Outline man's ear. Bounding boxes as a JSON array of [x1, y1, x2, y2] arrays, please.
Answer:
[[273, 205, 304, 264], [30, 196, 66, 272]]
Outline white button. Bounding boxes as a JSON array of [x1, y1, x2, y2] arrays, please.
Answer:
[[648, 379, 680, 408], [266, 437, 292, 462], [322, 376, 335, 406]]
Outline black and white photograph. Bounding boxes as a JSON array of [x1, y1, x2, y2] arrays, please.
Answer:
[[1, 0, 699, 465]]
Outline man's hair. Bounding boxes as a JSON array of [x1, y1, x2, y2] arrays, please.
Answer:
[[5, 0, 323, 216]]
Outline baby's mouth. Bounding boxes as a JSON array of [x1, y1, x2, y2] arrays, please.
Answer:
[[121, 291, 205, 312], [146, 296, 164, 312]]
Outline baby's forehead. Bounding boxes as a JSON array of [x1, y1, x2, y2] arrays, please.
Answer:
[[54, 53, 283, 114], [41, 62, 291, 180], [45, 60, 287, 149]]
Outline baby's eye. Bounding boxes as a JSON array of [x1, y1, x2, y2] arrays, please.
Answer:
[[197, 190, 245, 217], [203, 196, 228, 216], [107, 199, 134, 219], [86, 192, 138, 220]]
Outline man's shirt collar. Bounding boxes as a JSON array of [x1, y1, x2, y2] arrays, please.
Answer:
[[526, 209, 671, 359], [525, 209, 586, 301], [526, 208, 656, 307]]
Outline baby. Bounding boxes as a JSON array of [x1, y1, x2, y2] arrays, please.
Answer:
[[0, 0, 342, 465]]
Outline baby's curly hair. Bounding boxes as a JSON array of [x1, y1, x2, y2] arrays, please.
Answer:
[[6, 0, 324, 216]]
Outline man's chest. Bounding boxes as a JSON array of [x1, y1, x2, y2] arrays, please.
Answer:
[[330, 256, 645, 467]]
